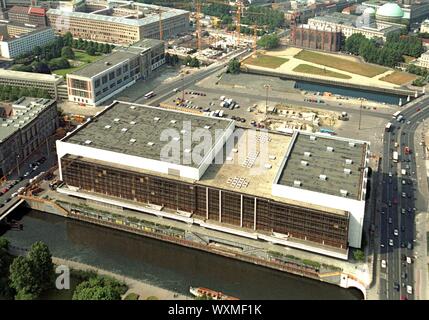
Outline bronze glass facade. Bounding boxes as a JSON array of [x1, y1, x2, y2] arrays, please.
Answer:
[[61, 155, 349, 249]]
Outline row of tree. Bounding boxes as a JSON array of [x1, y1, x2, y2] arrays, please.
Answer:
[[257, 34, 280, 49], [0, 238, 127, 300], [165, 52, 180, 66], [344, 33, 424, 68], [184, 55, 200, 68], [0, 85, 51, 101]]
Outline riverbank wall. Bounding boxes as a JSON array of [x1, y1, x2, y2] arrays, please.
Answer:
[[13, 195, 367, 299]]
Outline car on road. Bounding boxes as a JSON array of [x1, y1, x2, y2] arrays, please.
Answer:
[[3, 198, 10, 204], [393, 198, 398, 205], [388, 172, 393, 177], [23, 171, 30, 177], [381, 260, 386, 268], [401, 242, 405, 248], [389, 239, 394, 246], [401, 271, 407, 279], [407, 285, 413, 294], [388, 201, 392, 207], [406, 257, 412, 264], [388, 217, 392, 224], [394, 229, 399, 236], [401, 192, 407, 198], [401, 208, 406, 214], [407, 242, 413, 250], [394, 283, 400, 291]]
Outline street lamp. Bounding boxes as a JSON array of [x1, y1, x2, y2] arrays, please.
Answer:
[[264, 84, 271, 117], [358, 98, 363, 130], [181, 72, 185, 101], [15, 154, 20, 177]]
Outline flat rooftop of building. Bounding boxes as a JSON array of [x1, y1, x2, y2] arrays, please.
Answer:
[[47, 3, 188, 27], [63, 101, 233, 168], [0, 68, 63, 82], [277, 132, 367, 201], [198, 129, 348, 215], [0, 97, 55, 142], [69, 51, 136, 78]]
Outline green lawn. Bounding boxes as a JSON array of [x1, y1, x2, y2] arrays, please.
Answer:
[[243, 54, 288, 69], [293, 64, 351, 79], [53, 50, 102, 76], [294, 50, 388, 78]]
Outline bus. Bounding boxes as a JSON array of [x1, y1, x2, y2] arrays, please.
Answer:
[[319, 128, 335, 135], [393, 151, 399, 163], [392, 111, 401, 119], [385, 122, 393, 132], [144, 91, 156, 99]]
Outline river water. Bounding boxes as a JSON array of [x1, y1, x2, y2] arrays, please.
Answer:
[[294, 80, 408, 105], [1, 209, 363, 300]]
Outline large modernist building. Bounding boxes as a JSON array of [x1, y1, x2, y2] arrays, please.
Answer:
[[0, 23, 55, 58], [47, 0, 190, 45], [0, 69, 67, 99], [66, 38, 165, 106], [0, 97, 58, 177], [56, 101, 370, 259], [6, 5, 48, 26]]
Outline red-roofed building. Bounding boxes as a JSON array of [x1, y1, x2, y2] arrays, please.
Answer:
[[7, 6, 47, 26]]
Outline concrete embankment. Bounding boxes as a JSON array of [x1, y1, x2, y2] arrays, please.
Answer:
[[12, 196, 368, 299]]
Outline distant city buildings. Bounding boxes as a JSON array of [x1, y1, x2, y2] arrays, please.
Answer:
[[420, 19, 429, 33], [0, 22, 55, 58], [6, 5, 48, 26], [362, 0, 429, 24], [0, 97, 58, 177], [66, 38, 165, 106], [47, 1, 190, 45], [414, 49, 429, 68], [56, 101, 370, 259]]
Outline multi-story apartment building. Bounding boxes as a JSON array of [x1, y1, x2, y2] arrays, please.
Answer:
[[0, 23, 55, 58], [66, 38, 165, 106], [0, 97, 58, 177], [47, 1, 189, 45], [0, 69, 67, 99]]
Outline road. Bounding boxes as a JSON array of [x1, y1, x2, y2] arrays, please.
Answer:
[[378, 96, 429, 300], [134, 49, 250, 107]]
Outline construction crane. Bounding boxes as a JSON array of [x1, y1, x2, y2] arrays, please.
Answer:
[[196, 0, 202, 51]]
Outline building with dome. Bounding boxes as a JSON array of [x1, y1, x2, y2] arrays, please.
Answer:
[[362, 0, 429, 24], [375, 2, 404, 23]]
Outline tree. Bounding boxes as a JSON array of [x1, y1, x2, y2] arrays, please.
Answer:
[[61, 46, 75, 60], [0, 237, 9, 252], [227, 58, 241, 74], [72, 276, 126, 300], [86, 46, 96, 56], [9, 256, 40, 299], [28, 241, 54, 292], [353, 249, 365, 262], [257, 34, 280, 49], [345, 33, 367, 55]]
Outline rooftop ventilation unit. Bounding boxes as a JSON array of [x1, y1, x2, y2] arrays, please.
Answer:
[[345, 159, 353, 165], [204, 125, 211, 129], [13, 124, 19, 128], [301, 160, 308, 166], [319, 174, 327, 181], [310, 136, 317, 141], [226, 156, 233, 161], [184, 148, 191, 153], [232, 148, 238, 153], [294, 180, 302, 187], [180, 129, 187, 134], [129, 138, 136, 143], [147, 142, 155, 146], [349, 142, 356, 147], [173, 137, 180, 141], [104, 125, 111, 129], [130, 121, 136, 125], [170, 120, 177, 124], [113, 118, 120, 122], [129, 106, 136, 109], [121, 128, 128, 132], [326, 146, 334, 152], [154, 117, 160, 122], [304, 152, 311, 157], [269, 155, 276, 160], [264, 163, 272, 169], [340, 189, 348, 196], [1, 123, 8, 127], [344, 168, 352, 174], [84, 140, 92, 145]]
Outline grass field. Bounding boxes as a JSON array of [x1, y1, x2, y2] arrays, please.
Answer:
[[294, 50, 388, 77], [403, 55, 416, 64], [380, 71, 416, 85], [53, 50, 102, 76], [293, 64, 351, 79], [243, 54, 288, 69]]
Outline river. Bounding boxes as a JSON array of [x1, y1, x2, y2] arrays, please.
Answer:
[[1, 208, 363, 300]]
